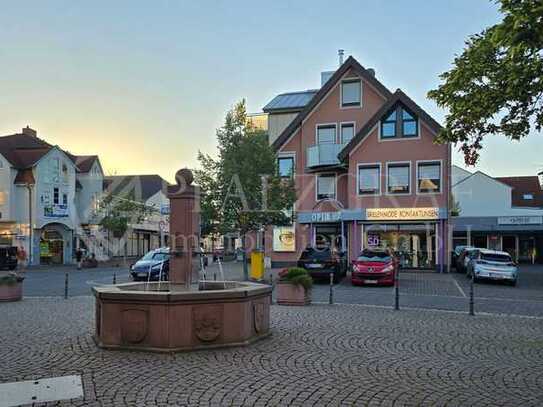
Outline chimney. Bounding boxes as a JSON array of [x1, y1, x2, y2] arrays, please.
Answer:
[[338, 49, 344, 66], [22, 126, 36, 137], [367, 68, 375, 77]]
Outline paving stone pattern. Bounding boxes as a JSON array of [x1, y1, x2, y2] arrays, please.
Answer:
[[2, 297, 543, 406]]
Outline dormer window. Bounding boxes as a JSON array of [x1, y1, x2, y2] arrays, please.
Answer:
[[341, 79, 361, 107], [381, 105, 418, 139]]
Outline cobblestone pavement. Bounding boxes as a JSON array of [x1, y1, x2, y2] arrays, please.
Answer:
[[2, 297, 543, 406]]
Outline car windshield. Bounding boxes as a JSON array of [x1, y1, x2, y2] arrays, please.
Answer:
[[141, 251, 169, 261], [357, 250, 391, 263], [301, 247, 331, 260], [481, 253, 512, 263]]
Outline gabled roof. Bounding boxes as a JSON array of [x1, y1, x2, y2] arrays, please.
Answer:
[[271, 56, 393, 150], [495, 176, 543, 208], [0, 130, 100, 173], [338, 89, 442, 161], [453, 170, 512, 189], [66, 153, 100, 173], [263, 89, 319, 113], [104, 175, 170, 202]]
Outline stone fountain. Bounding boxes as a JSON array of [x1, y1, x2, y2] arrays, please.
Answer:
[[92, 169, 272, 351]]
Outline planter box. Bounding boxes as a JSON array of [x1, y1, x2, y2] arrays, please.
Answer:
[[0, 280, 23, 302], [276, 281, 311, 306]]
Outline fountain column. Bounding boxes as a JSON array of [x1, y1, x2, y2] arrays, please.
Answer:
[[167, 168, 200, 287]]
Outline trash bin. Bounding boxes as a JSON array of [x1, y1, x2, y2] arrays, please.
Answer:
[[250, 250, 265, 281]]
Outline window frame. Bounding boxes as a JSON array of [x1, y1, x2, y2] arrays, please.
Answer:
[[340, 78, 362, 108], [277, 155, 295, 178], [386, 161, 411, 195], [315, 123, 337, 145], [53, 187, 60, 205], [379, 105, 420, 141], [357, 163, 381, 196], [315, 173, 336, 201], [416, 160, 442, 195], [340, 122, 356, 145]]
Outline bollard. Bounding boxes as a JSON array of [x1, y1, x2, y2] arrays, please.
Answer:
[[269, 271, 273, 285], [469, 273, 475, 316], [64, 272, 69, 299], [329, 272, 334, 305], [112, 271, 117, 285], [213, 271, 217, 281], [394, 267, 399, 311]]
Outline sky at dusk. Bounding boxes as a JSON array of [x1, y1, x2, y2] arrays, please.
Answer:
[[1, 0, 541, 182]]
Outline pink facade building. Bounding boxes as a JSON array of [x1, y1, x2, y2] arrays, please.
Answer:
[[262, 56, 451, 271]]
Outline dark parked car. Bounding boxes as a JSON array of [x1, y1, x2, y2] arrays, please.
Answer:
[[297, 247, 345, 283], [452, 245, 472, 269], [351, 249, 397, 286], [0, 247, 17, 270], [130, 248, 170, 281], [456, 247, 479, 273]]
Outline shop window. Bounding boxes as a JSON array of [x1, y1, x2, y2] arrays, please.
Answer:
[[278, 156, 294, 178], [341, 79, 361, 107], [358, 165, 380, 195], [316, 174, 336, 200], [340, 123, 355, 144], [387, 163, 410, 194], [317, 125, 336, 144], [417, 162, 441, 193]]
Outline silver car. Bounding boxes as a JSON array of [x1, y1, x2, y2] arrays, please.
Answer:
[[467, 249, 518, 286]]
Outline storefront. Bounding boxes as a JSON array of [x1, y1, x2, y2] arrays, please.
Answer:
[[36, 223, 73, 265], [359, 207, 448, 271], [293, 207, 449, 271], [452, 215, 543, 263]]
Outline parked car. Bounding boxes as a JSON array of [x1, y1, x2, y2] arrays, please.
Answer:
[[351, 249, 397, 286], [0, 247, 17, 270], [456, 247, 479, 273], [452, 245, 473, 270], [466, 249, 518, 285], [130, 248, 170, 281], [297, 246, 344, 283]]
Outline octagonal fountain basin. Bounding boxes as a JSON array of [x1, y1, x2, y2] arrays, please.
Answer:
[[92, 281, 272, 352]]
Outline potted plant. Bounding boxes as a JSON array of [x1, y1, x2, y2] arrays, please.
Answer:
[[276, 267, 312, 306], [0, 272, 24, 302]]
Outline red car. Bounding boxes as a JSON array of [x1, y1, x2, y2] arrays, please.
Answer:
[[351, 249, 397, 286]]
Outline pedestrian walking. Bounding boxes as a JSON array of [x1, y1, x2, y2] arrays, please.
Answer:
[[16, 246, 27, 270], [75, 248, 83, 270]]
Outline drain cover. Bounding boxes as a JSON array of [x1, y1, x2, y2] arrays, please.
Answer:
[[0, 375, 83, 407]]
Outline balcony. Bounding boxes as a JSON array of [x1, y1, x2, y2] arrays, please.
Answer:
[[306, 143, 346, 168]]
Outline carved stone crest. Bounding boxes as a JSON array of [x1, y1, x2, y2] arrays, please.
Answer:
[[253, 302, 266, 334], [193, 305, 222, 342], [121, 309, 148, 344]]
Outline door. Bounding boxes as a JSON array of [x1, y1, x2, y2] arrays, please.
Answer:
[[502, 236, 516, 261], [519, 236, 536, 263]]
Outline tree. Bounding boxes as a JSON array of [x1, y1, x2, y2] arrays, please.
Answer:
[[428, 0, 543, 165], [99, 192, 154, 238], [194, 100, 296, 280]]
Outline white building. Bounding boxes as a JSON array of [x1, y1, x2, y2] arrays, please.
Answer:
[[452, 165, 543, 263], [0, 127, 104, 265], [102, 175, 170, 258]]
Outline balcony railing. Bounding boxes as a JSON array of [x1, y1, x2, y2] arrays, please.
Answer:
[[306, 143, 346, 168]]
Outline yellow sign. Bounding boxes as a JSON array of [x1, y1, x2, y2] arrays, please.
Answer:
[[366, 207, 439, 221], [273, 226, 296, 252]]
